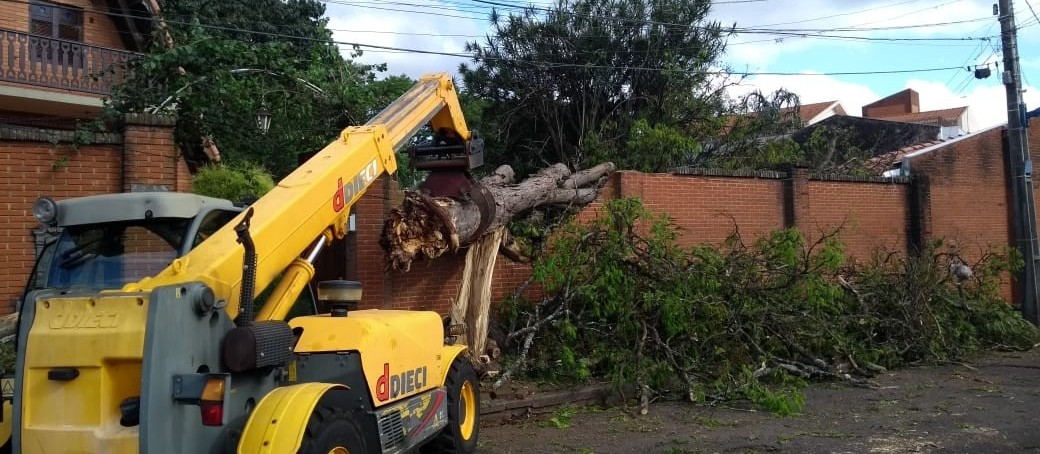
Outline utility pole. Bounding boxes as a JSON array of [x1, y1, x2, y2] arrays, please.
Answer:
[[999, 0, 1040, 324]]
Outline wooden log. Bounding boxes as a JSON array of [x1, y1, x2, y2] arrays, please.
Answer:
[[380, 162, 615, 271]]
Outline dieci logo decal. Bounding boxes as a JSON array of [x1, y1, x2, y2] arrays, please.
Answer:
[[49, 307, 121, 329], [376, 363, 428, 402], [333, 160, 379, 212]]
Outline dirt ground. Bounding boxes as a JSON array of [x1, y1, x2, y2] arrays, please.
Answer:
[[478, 348, 1040, 453]]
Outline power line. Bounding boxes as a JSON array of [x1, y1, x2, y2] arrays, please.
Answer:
[[840, 0, 965, 29], [1025, 0, 1040, 26], [161, 0, 1002, 45], [750, 16, 992, 33], [0, 0, 991, 78], [459, 0, 995, 39], [740, 0, 926, 28], [319, 0, 487, 20], [944, 21, 998, 88], [336, 41, 968, 76]]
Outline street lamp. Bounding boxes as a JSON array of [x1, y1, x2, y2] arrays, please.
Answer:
[[255, 105, 272, 135]]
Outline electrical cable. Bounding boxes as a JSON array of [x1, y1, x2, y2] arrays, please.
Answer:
[[1024, 0, 1040, 27], [738, 0, 926, 28], [0, 0, 998, 78], [457, 0, 995, 39]]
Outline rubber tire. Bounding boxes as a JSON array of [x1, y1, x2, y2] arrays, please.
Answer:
[[297, 406, 367, 454], [421, 356, 480, 454]]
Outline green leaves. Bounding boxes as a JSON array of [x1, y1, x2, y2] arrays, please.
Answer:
[[460, 0, 728, 176], [192, 162, 275, 202], [504, 198, 1038, 414], [103, 0, 400, 179]]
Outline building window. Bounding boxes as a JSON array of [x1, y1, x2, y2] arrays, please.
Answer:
[[30, 2, 83, 41], [29, 1, 84, 66]]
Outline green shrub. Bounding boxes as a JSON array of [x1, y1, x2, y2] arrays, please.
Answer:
[[192, 161, 275, 202], [503, 198, 1039, 415]]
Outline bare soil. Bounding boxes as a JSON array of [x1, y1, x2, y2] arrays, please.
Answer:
[[478, 348, 1040, 453]]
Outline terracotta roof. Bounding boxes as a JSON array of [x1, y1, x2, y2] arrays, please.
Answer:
[[871, 106, 967, 125], [785, 101, 837, 123], [866, 138, 949, 174], [863, 88, 917, 110], [720, 101, 839, 133]]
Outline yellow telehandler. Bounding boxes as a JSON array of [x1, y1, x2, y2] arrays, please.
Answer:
[[1, 73, 484, 453]]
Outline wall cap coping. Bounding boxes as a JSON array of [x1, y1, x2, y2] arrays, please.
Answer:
[[0, 125, 123, 144], [124, 113, 177, 127], [668, 167, 788, 179], [808, 172, 911, 184]]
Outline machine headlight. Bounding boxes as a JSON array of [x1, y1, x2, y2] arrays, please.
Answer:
[[32, 197, 58, 225]]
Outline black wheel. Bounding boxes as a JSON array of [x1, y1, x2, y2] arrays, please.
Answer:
[[297, 406, 367, 454], [422, 356, 479, 454]]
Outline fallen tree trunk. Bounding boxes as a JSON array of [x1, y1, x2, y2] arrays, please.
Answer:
[[380, 162, 615, 271], [381, 161, 614, 368]]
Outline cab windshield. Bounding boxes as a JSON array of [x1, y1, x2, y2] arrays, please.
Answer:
[[38, 219, 190, 291]]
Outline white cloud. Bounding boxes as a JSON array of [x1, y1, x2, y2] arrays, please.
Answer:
[[712, 0, 993, 32], [319, 0, 1040, 133], [711, 0, 997, 69], [324, 2, 485, 79]]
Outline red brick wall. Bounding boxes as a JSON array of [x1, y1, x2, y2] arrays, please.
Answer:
[[609, 171, 787, 247], [0, 141, 121, 309], [0, 115, 181, 313], [123, 116, 191, 192], [862, 89, 919, 118], [314, 122, 1040, 316], [351, 169, 919, 316], [802, 178, 910, 263], [910, 127, 1010, 251]]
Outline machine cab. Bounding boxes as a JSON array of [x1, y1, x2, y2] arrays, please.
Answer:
[[26, 193, 243, 294]]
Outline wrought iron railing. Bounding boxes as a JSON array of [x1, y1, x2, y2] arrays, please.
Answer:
[[0, 27, 140, 96]]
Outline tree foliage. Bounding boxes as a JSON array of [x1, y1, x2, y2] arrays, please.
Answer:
[[192, 162, 275, 202], [460, 0, 730, 175], [500, 199, 1037, 413], [695, 88, 803, 170], [104, 0, 399, 178]]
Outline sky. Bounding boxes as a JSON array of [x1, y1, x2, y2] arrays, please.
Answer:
[[323, 0, 1040, 131]]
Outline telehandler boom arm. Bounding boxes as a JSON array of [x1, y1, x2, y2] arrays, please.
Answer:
[[123, 73, 471, 319]]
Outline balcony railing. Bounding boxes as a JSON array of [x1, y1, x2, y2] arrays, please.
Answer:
[[0, 27, 140, 96]]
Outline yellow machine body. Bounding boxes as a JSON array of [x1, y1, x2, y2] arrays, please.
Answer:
[[290, 310, 468, 406], [19, 295, 148, 453], [236, 383, 346, 454], [7, 73, 481, 453]]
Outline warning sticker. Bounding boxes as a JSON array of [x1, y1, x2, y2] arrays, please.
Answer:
[[1, 378, 13, 399]]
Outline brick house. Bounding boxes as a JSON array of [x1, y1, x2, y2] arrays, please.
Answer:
[[0, 1, 191, 313], [784, 100, 847, 126], [862, 89, 973, 139], [1, 0, 157, 127]]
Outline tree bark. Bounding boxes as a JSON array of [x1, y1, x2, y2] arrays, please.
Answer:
[[380, 162, 615, 271]]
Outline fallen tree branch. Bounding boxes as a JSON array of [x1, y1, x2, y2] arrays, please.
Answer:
[[494, 292, 569, 390], [380, 162, 615, 271]]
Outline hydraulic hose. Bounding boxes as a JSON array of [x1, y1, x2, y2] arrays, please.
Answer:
[[234, 207, 257, 325]]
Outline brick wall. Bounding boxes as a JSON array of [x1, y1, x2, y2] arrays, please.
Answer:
[[910, 127, 1010, 250], [123, 114, 191, 192], [0, 115, 1013, 317], [351, 168, 918, 316], [862, 89, 918, 118], [608, 171, 787, 247], [0, 140, 121, 309], [0, 115, 180, 313], [340, 120, 1040, 316], [801, 175, 911, 262]]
